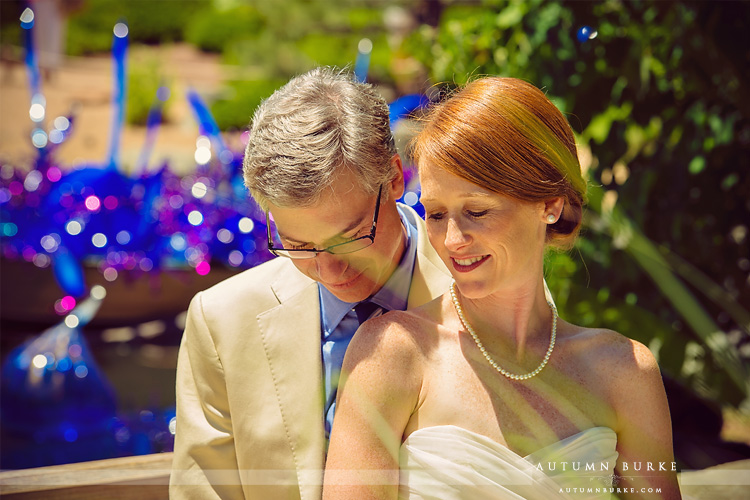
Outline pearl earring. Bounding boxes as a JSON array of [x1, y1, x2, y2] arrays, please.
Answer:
[[546, 214, 556, 223]]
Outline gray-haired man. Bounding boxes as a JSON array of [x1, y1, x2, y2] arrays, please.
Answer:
[[170, 67, 451, 499]]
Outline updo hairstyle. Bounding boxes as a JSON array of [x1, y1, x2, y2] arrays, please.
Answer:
[[412, 77, 587, 249]]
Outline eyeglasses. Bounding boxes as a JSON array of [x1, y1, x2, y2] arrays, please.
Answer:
[[266, 185, 382, 259]]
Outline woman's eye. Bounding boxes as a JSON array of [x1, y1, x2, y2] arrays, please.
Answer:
[[467, 210, 489, 218], [427, 212, 445, 221]]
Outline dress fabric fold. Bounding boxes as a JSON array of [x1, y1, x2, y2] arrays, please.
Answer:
[[398, 425, 618, 500]]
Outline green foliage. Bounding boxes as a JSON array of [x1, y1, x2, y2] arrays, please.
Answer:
[[406, 0, 750, 408], [183, 4, 265, 53], [296, 32, 391, 77], [126, 57, 171, 126], [209, 79, 286, 131], [348, 7, 385, 31], [0, 1, 23, 47], [218, 0, 393, 82], [67, 0, 210, 55]]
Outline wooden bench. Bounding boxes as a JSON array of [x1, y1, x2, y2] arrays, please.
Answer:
[[0, 452, 172, 499], [1, 453, 748, 499]]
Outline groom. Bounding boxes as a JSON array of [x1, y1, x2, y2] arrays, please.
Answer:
[[170, 67, 452, 499]]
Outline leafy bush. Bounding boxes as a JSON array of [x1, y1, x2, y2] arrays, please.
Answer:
[[405, 0, 750, 408], [67, 0, 210, 55], [126, 57, 171, 126], [209, 79, 287, 131], [184, 4, 265, 54]]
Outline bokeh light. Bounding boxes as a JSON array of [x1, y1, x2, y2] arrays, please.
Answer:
[[187, 210, 204, 226], [32, 354, 46, 369], [68, 344, 82, 358], [228, 250, 244, 267], [113, 22, 128, 38], [29, 103, 45, 122], [53, 116, 70, 131], [170, 233, 187, 251], [92, 233, 107, 248], [116, 230, 131, 245], [195, 261, 210, 275], [31, 129, 48, 149], [46, 167, 62, 182], [157, 86, 170, 102], [23, 171, 43, 192], [48, 129, 64, 144], [66, 220, 83, 236], [577, 26, 598, 42], [85, 195, 101, 211], [194, 147, 211, 165], [191, 182, 208, 199], [60, 296, 76, 311], [358, 38, 373, 54], [19, 7, 34, 26], [217, 228, 234, 244], [238, 217, 254, 234], [403, 192, 419, 206], [32, 253, 50, 268], [40, 234, 60, 252], [65, 315, 80, 328], [103, 267, 118, 281], [91, 285, 107, 300], [103, 195, 118, 210]]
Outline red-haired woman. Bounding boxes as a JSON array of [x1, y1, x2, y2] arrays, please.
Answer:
[[323, 77, 681, 500]]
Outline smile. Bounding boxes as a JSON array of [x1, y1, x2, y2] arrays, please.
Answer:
[[450, 255, 489, 272], [453, 256, 484, 266]]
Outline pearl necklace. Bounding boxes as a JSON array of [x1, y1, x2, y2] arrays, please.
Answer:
[[449, 281, 557, 381]]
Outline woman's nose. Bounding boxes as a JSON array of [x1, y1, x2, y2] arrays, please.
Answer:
[[444, 218, 470, 251]]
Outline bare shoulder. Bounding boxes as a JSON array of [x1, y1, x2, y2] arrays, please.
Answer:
[[565, 324, 663, 402], [343, 296, 445, 371]]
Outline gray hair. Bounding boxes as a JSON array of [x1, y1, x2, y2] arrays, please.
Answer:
[[243, 67, 397, 211]]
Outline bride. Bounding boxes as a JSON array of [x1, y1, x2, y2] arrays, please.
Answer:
[[322, 77, 681, 499]]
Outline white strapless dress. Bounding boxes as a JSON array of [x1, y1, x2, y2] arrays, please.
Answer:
[[399, 425, 618, 500]]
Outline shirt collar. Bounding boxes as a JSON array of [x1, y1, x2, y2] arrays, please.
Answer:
[[319, 205, 418, 337]]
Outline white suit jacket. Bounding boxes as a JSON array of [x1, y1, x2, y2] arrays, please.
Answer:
[[170, 205, 452, 500]]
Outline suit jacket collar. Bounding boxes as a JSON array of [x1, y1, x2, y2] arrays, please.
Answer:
[[403, 204, 453, 308], [256, 205, 451, 499], [259, 267, 325, 499]]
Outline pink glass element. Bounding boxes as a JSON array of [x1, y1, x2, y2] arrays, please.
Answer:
[[195, 261, 210, 275], [103, 195, 118, 210], [46, 167, 62, 182], [60, 295, 76, 311], [85, 195, 101, 211], [54, 300, 67, 315], [22, 247, 36, 261]]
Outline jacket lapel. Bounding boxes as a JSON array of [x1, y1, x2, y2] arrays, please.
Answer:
[[257, 272, 325, 498], [403, 205, 452, 308]]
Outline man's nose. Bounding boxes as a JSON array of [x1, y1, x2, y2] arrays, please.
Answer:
[[314, 251, 350, 281]]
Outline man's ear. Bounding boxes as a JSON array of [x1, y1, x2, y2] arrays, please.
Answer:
[[388, 154, 405, 200]]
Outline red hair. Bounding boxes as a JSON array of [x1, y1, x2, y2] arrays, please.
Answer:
[[412, 77, 586, 249]]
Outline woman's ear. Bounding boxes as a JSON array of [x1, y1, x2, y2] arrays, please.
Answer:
[[542, 197, 565, 224]]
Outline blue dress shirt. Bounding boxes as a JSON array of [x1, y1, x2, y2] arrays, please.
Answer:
[[320, 205, 418, 438]]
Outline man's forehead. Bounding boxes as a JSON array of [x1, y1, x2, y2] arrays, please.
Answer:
[[269, 197, 371, 244]]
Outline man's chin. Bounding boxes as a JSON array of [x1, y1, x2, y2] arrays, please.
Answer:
[[322, 277, 377, 303]]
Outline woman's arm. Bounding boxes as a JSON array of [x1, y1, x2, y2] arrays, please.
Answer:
[[323, 314, 424, 500], [611, 338, 681, 499]]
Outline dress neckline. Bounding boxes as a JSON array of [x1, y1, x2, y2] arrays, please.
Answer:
[[402, 424, 617, 461]]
